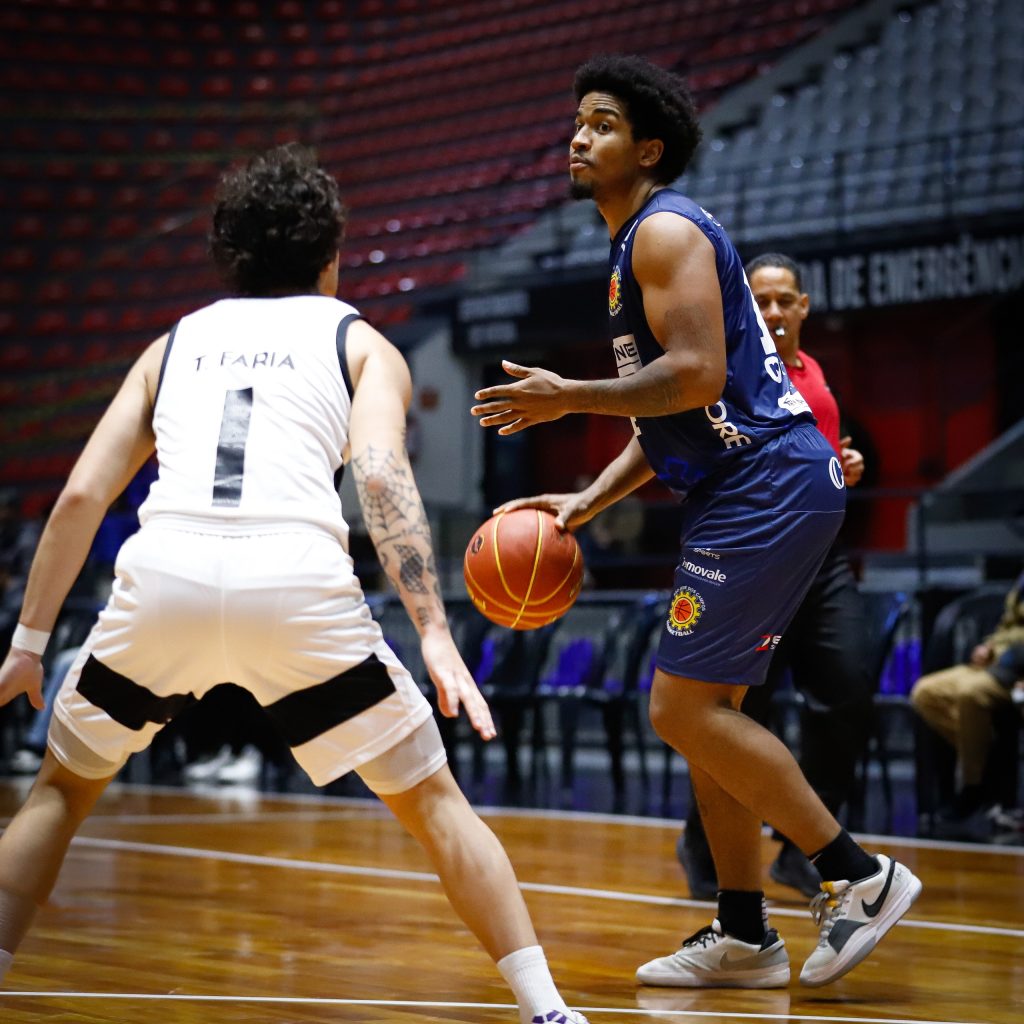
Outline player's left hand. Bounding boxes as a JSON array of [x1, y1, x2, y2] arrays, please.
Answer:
[[839, 436, 864, 487], [471, 361, 574, 434], [0, 648, 46, 711], [420, 628, 496, 741]]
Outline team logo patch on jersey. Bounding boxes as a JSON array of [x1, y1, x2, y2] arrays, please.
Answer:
[[756, 634, 783, 652], [667, 586, 705, 637], [608, 266, 623, 316]]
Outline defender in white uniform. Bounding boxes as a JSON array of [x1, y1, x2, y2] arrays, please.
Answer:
[[0, 145, 587, 1024]]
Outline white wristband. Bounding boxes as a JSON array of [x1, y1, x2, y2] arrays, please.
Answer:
[[11, 624, 50, 657]]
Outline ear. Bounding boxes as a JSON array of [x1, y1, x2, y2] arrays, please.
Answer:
[[797, 292, 810, 321], [638, 138, 664, 169]]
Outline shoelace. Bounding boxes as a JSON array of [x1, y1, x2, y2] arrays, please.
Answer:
[[809, 880, 852, 943], [680, 924, 720, 949]]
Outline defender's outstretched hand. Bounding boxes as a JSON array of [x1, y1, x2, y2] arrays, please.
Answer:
[[0, 649, 45, 711], [472, 361, 575, 434], [420, 628, 496, 741]]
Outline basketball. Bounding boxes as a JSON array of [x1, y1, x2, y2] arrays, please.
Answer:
[[463, 508, 584, 630]]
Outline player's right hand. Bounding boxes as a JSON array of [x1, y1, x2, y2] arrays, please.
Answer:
[[0, 648, 46, 711], [493, 492, 593, 532], [420, 628, 496, 741]]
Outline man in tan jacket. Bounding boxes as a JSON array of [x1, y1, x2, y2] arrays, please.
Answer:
[[911, 573, 1024, 826]]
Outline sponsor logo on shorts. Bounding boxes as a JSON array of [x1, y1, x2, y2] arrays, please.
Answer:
[[608, 266, 623, 316], [828, 456, 845, 490], [755, 634, 783, 652], [693, 547, 719, 560], [667, 586, 705, 637], [681, 558, 727, 584]]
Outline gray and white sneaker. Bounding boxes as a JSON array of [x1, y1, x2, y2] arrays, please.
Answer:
[[800, 853, 922, 987], [530, 1011, 588, 1023], [636, 919, 790, 988]]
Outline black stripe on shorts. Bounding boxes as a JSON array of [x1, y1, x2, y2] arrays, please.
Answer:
[[77, 655, 195, 731], [263, 652, 397, 748]]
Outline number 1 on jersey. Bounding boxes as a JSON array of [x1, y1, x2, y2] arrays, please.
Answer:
[[212, 387, 253, 507]]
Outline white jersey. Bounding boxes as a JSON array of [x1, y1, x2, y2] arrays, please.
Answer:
[[139, 295, 361, 545]]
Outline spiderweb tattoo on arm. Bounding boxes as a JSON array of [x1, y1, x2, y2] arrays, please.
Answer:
[[352, 445, 422, 542]]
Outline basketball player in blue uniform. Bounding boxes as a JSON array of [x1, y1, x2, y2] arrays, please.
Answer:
[[473, 55, 921, 989]]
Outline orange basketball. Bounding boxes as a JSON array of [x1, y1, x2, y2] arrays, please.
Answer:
[[463, 508, 584, 630]]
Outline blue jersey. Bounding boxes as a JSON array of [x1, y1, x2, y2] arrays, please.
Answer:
[[608, 189, 814, 499]]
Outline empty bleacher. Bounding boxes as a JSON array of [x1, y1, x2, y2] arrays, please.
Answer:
[[1, 0, 859, 512]]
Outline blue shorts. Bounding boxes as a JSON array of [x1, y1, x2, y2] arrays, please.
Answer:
[[656, 424, 846, 687]]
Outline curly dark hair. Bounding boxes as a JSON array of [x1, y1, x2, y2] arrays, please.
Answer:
[[746, 252, 803, 290], [574, 55, 702, 183], [209, 143, 347, 296]]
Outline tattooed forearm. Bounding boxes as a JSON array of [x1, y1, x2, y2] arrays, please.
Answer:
[[396, 544, 429, 594], [352, 444, 423, 539], [352, 442, 446, 632]]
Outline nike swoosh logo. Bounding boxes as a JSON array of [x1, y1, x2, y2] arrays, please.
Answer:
[[719, 950, 760, 970], [860, 859, 896, 918]]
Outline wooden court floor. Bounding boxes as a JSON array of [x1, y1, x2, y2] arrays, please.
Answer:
[[0, 780, 1020, 1024]]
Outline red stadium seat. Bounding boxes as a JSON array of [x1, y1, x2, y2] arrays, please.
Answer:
[[1, 248, 35, 272], [202, 76, 234, 98], [49, 247, 84, 271], [157, 75, 190, 98], [80, 310, 114, 335]]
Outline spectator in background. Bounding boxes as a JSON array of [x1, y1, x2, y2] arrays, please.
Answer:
[[911, 572, 1024, 832]]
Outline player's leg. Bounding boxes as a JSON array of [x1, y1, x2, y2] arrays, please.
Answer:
[[675, 657, 786, 900], [649, 670, 920, 987], [360, 720, 587, 1024], [252, 534, 587, 1024], [651, 672, 838, 852], [0, 735, 117, 983], [637, 746, 791, 988]]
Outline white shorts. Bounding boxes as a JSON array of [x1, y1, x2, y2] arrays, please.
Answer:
[[52, 523, 442, 790]]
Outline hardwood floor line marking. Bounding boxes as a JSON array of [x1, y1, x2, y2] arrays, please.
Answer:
[[63, 836, 1024, 940], [0, 991, 992, 1024]]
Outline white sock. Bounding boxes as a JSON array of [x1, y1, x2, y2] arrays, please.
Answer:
[[0, 949, 13, 984], [497, 945, 568, 1024]]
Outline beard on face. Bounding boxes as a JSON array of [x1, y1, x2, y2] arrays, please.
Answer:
[[569, 179, 594, 200]]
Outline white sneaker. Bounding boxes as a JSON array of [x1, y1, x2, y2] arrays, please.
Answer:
[[530, 1012, 588, 1024], [800, 853, 922, 987], [636, 919, 790, 988], [183, 745, 233, 782], [216, 746, 262, 784]]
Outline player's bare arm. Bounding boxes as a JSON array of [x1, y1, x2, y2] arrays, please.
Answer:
[[471, 215, 725, 433], [347, 322, 495, 739], [0, 335, 166, 709], [496, 436, 654, 531]]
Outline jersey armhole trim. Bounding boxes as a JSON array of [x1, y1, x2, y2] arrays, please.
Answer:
[[335, 313, 364, 401], [153, 320, 179, 415]]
